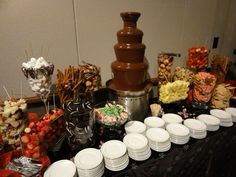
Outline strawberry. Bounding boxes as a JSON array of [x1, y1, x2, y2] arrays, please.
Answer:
[[21, 135, 29, 144], [27, 142, 36, 150], [49, 113, 57, 120], [38, 131, 45, 139], [30, 134, 39, 142], [29, 122, 35, 129], [28, 112, 40, 122], [24, 150, 32, 158], [41, 126, 49, 134], [57, 109, 64, 116], [33, 145, 40, 153], [32, 152, 40, 159]]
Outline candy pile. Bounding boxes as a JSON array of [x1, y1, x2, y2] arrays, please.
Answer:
[[157, 53, 173, 85], [95, 102, 129, 127], [22, 57, 54, 97], [159, 80, 190, 104], [56, 63, 102, 104], [0, 99, 27, 149], [173, 67, 195, 82], [193, 72, 216, 103], [186, 47, 210, 70], [20, 109, 65, 159], [211, 84, 234, 109]]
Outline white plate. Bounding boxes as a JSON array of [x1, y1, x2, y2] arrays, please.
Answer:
[[207, 125, 220, 131], [210, 109, 232, 120], [166, 123, 190, 137], [197, 114, 220, 126], [101, 140, 127, 159], [129, 149, 151, 161], [190, 132, 207, 139], [146, 128, 170, 142], [225, 107, 236, 122], [150, 144, 171, 152], [144, 117, 165, 128], [162, 113, 183, 124], [220, 122, 233, 127], [105, 158, 129, 171], [125, 121, 146, 134], [123, 133, 148, 150], [45, 160, 76, 177], [184, 119, 207, 131], [74, 148, 103, 170]]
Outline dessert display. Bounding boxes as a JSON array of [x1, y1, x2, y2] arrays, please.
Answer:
[[94, 102, 129, 127], [63, 98, 95, 151], [20, 109, 65, 159], [109, 12, 149, 91], [186, 46, 210, 70], [157, 53, 174, 85], [173, 67, 195, 82], [211, 83, 234, 109], [0, 99, 27, 149], [159, 80, 190, 104], [193, 72, 216, 103], [56, 63, 102, 105]]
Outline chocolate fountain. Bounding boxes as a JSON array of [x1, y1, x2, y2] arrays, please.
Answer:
[[107, 12, 152, 121]]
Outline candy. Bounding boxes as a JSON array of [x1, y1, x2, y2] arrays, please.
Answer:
[[193, 72, 216, 103], [159, 80, 190, 104]]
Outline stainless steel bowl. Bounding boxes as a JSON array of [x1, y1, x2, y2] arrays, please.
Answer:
[[107, 81, 152, 122]]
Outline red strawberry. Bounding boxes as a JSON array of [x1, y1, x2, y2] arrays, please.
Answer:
[[38, 131, 45, 140], [49, 113, 57, 120], [29, 122, 35, 129], [41, 126, 49, 134], [21, 135, 29, 144], [32, 152, 40, 159], [27, 142, 36, 150], [30, 134, 39, 142], [57, 109, 64, 116], [33, 146, 40, 153], [28, 112, 40, 123], [24, 150, 32, 158]]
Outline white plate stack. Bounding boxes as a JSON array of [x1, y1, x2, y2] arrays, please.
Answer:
[[123, 133, 151, 161], [144, 117, 165, 129], [197, 114, 220, 131], [166, 123, 190, 145], [100, 140, 129, 171], [183, 119, 207, 139], [225, 107, 236, 122], [74, 148, 104, 177], [146, 128, 171, 152], [210, 109, 233, 127], [125, 121, 147, 135], [44, 160, 77, 177], [162, 113, 183, 126]]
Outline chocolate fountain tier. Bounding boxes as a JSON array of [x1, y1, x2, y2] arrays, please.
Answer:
[[114, 43, 145, 63], [117, 12, 143, 44], [117, 28, 143, 44], [110, 60, 148, 91]]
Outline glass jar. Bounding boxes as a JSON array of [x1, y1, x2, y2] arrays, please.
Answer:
[[63, 100, 95, 152]]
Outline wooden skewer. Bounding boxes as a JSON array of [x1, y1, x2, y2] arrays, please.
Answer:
[[3, 85, 11, 100], [53, 93, 56, 110]]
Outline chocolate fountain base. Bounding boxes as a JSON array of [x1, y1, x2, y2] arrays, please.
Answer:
[[106, 80, 152, 122]]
